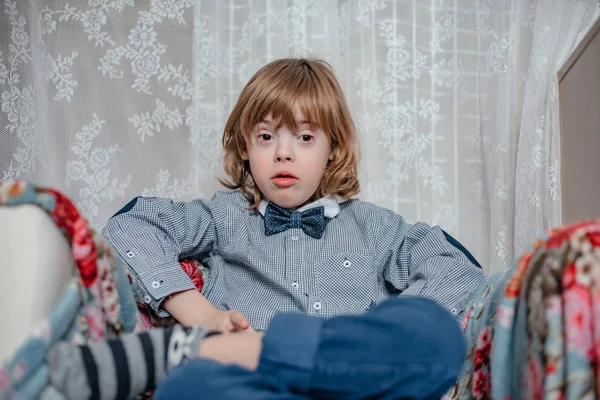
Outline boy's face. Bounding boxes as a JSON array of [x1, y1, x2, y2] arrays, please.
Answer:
[[242, 113, 332, 209]]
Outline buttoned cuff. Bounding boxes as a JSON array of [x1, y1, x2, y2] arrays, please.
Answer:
[[446, 302, 467, 319], [138, 262, 197, 316], [398, 292, 467, 319], [257, 312, 323, 393]]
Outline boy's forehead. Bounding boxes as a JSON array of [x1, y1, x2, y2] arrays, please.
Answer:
[[260, 109, 311, 126], [260, 117, 310, 126]]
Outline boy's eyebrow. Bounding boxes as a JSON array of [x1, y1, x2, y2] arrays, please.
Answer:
[[258, 119, 312, 126]]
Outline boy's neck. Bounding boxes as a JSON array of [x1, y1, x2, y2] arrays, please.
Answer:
[[257, 195, 342, 219]]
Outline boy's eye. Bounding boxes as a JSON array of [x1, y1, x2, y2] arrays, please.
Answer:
[[258, 133, 273, 141], [299, 134, 313, 142]]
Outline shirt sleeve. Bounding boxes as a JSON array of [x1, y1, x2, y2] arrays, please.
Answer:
[[378, 209, 484, 318], [101, 196, 218, 317]]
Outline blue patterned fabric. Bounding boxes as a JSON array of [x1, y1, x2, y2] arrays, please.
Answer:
[[264, 202, 327, 239], [102, 190, 484, 330]]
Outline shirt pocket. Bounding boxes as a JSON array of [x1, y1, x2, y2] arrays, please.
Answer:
[[315, 251, 377, 315]]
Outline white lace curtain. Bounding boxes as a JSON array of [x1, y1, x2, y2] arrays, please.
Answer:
[[0, 0, 597, 273]]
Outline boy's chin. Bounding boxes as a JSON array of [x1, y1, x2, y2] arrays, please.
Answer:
[[270, 199, 303, 209], [268, 194, 312, 210]]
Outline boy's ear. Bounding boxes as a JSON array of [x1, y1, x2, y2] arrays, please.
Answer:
[[241, 149, 249, 160]]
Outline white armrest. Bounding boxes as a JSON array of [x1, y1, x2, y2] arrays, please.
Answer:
[[0, 205, 73, 364]]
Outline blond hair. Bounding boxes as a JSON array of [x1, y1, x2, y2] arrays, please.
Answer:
[[220, 58, 360, 207]]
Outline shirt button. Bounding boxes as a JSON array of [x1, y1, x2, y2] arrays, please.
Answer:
[[291, 281, 299, 289], [313, 301, 322, 311], [151, 280, 161, 289], [126, 251, 135, 259], [450, 308, 458, 315], [144, 295, 152, 304], [290, 236, 299, 241], [343, 259, 352, 268]]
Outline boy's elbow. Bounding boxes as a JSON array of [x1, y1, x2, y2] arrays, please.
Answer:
[[448, 257, 485, 316]]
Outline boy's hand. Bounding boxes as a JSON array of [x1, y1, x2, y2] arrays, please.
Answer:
[[205, 309, 254, 333]]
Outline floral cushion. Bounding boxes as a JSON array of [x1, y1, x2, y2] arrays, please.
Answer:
[[445, 220, 600, 400]]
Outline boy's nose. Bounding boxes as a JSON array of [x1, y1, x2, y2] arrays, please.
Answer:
[[274, 144, 294, 162], [275, 155, 293, 162]]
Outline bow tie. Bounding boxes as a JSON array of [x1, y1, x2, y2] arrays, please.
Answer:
[[264, 202, 327, 239]]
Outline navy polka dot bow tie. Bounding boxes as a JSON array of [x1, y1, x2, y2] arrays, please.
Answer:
[[264, 202, 327, 239]]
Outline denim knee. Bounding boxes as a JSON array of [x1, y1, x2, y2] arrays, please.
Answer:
[[376, 297, 466, 376], [301, 296, 467, 399]]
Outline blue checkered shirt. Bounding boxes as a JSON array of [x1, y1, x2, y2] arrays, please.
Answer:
[[102, 190, 484, 331]]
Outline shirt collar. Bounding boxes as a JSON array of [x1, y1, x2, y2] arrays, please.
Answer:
[[258, 195, 343, 218]]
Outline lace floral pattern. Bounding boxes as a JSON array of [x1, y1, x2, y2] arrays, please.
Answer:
[[1, 1, 596, 272]]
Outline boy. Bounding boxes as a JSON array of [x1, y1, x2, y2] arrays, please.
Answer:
[[102, 58, 483, 334]]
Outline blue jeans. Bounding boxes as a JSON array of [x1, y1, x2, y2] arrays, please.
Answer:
[[154, 297, 466, 399]]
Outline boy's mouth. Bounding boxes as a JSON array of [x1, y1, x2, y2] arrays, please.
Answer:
[[272, 172, 298, 187]]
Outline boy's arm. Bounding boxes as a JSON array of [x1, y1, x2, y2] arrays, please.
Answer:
[[163, 290, 251, 331], [378, 210, 484, 318], [102, 196, 217, 320], [162, 289, 218, 326]]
